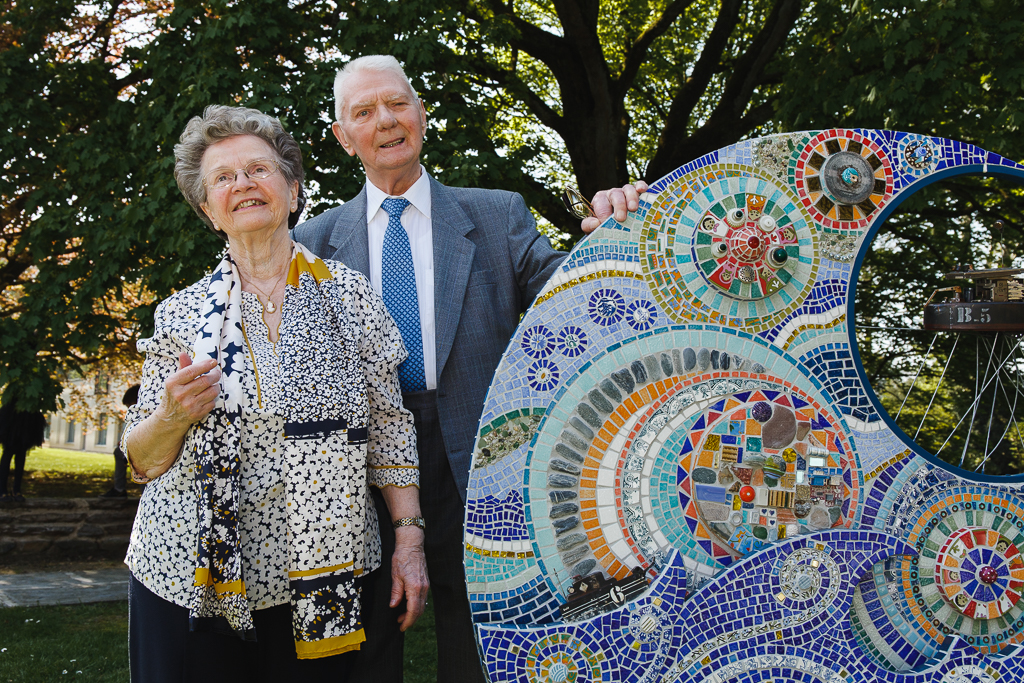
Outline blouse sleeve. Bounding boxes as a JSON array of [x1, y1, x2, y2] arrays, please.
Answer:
[[346, 272, 419, 489], [119, 295, 194, 481]]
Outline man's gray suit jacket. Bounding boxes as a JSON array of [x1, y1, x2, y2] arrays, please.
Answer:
[[293, 176, 564, 501]]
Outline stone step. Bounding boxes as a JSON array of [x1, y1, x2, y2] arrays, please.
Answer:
[[0, 497, 139, 561]]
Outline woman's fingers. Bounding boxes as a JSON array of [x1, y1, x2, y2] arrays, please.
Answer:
[[163, 356, 221, 424]]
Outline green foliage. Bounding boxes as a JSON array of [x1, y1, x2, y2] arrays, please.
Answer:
[[781, 0, 1024, 474]]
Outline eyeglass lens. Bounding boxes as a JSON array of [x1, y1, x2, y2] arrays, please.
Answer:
[[206, 159, 277, 188]]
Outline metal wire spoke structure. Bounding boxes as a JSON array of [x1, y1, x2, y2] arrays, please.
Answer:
[[858, 273, 1024, 475]]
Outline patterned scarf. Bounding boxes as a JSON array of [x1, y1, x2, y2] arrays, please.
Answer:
[[189, 241, 372, 659]]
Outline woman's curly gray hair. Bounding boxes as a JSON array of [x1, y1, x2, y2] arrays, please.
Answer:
[[173, 105, 306, 239]]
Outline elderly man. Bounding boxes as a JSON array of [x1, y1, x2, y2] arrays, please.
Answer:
[[294, 55, 642, 683]]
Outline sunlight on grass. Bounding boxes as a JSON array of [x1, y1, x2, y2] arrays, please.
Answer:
[[24, 448, 112, 476], [12, 447, 128, 498]]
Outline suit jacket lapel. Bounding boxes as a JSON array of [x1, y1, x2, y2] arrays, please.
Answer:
[[329, 187, 371, 278], [430, 178, 476, 379]]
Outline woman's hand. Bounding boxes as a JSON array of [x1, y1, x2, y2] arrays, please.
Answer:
[[125, 353, 221, 480], [159, 353, 221, 427], [380, 485, 430, 630]]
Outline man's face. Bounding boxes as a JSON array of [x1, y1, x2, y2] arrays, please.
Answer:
[[332, 69, 427, 190]]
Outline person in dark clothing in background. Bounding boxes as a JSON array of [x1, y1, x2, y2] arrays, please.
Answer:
[[0, 396, 49, 503], [101, 383, 140, 499]]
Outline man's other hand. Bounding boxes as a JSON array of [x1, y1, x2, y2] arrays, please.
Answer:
[[582, 181, 649, 233]]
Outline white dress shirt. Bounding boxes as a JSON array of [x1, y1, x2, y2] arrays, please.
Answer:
[[365, 166, 436, 390]]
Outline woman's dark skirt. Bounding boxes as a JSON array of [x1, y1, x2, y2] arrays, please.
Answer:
[[128, 574, 359, 683]]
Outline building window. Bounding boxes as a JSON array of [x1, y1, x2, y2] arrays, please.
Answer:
[[66, 421, 76, 444], [96, 414, 108, 446], [43, 418, 50, 441], [95, 376, 109, 395]]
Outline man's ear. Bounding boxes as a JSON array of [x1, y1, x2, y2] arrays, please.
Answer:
[[418, 99, 427, 129], [331, 121, 356, 157]]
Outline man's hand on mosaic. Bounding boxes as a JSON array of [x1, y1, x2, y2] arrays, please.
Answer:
[[582, 181, 649, 233], [391, 526, 429, 631]]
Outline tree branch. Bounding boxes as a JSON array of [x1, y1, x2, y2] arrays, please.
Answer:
[[616, 0, 699, 98], [717, 0, 802, 120]]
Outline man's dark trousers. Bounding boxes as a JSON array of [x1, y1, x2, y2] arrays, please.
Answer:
[[352, 390, 485, 683]]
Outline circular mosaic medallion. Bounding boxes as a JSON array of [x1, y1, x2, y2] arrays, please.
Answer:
[[934, 527, 1024, 619], [527, 359, 560, 391], [628, 605, 666, 644], [522, 325, 554, 358], [526, 635, 601, 683], [775, 545, 842, 614], [588, 289, 625, 326], [883, 483, 1024, 655], [641, 169, 819, 332], [898, 135, 938, 175], [793, 130, 893, 230], [691, 192, 801, 300], [626, 299, 659, 331], [557, 325, 589, 358], [681, 388, 855, 559]]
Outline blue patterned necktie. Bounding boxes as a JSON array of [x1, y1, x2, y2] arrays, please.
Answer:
[[381, 197, 427, 392]]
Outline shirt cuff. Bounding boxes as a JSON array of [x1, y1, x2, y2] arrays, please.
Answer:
[[369, 465, 419, 489]]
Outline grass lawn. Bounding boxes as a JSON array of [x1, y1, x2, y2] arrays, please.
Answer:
[[0, 602, 129, 683], [0, 599, 438, 683], [14, 447, 139, 498]]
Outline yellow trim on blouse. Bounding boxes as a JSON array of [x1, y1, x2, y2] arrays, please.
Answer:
[[288, 561, 363, 579]]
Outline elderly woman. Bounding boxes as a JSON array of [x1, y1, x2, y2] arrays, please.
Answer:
[[121, 105, 427, 682]]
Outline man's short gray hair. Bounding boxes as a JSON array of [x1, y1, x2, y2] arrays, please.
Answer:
[[333, 55, 418, 122], [173, 105, 306, 239]]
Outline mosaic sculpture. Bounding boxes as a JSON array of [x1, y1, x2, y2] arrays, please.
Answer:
[[465, 130, 1024, 682]]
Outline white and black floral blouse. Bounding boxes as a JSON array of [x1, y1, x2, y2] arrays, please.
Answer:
[[121, 260, 418, 610]]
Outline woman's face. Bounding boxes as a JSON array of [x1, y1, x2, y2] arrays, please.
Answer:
[[199, 135, 298, 241]]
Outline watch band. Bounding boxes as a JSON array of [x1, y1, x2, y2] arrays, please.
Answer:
[[393, 516, 426, 530]]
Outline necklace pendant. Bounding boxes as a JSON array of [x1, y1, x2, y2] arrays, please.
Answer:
[[265, 300, 276, 313]]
